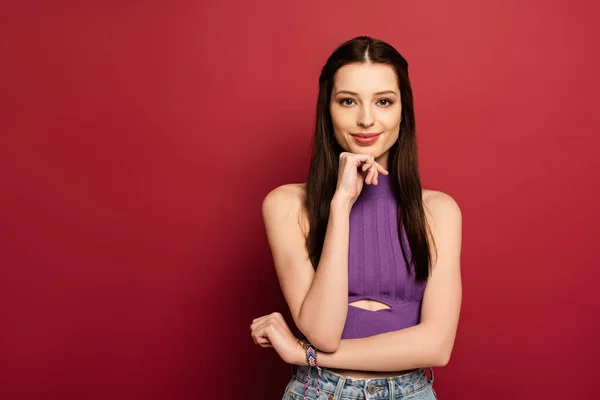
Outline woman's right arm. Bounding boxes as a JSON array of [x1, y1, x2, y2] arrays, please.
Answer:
[[262, 153, 387, 352], [261, 185, 352, 353]]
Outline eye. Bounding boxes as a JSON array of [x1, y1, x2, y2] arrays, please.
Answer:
[[378, 99, 394, 107], [339, 98, 356, 106]]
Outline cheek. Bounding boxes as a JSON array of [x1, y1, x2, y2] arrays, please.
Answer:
[[380, 113, 401, 144], [380, 110, 401, 131], [330, 108, 353, 131], [383, 121, 399, 131], [330, 111, 356, 146]]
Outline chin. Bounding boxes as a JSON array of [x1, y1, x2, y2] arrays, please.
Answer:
[[347, 144, 383, 158]]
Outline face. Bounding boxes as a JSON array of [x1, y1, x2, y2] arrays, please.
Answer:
[[330, 62, 402, 169]]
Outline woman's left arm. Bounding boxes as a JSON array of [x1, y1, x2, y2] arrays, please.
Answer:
[[317, 192, 463, 371]]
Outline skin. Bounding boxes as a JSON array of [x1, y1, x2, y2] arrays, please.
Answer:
[[251, 62, 462, 380], [330, 61, 402, 172]]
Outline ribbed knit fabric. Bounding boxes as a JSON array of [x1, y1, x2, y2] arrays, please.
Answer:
[[342, 173, 427, 338], [296, 174, 427, 341]]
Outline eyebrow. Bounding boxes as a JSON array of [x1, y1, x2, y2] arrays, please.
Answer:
[[334, 90, 398, 96]]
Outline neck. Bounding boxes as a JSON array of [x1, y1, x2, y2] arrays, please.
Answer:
[[375, 151, 389, 170]]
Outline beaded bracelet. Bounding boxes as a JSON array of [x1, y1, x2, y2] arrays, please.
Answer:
[[298, 339, 322, 400]]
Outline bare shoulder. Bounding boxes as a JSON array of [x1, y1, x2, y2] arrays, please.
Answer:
[[262, 183, 306, 214], [422, 189, 462, 265], [422, 189, 461, 222], [262, 183, 308, 234]]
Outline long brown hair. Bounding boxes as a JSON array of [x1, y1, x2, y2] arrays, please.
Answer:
[[304, 36, 433, 282]]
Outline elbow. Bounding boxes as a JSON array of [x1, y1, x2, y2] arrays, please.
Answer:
[[432, 344, 453, 367], [297, 317, 342, 353], [315, 338, 340, 353], [302, 331, 340, 353], [297, 323, 341, 353], [434, 353, 450, 367], [425, 326, 456, 367]]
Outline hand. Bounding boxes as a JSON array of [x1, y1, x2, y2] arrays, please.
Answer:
[[334, 152, 389, 206], [250, 312, 304, 365]]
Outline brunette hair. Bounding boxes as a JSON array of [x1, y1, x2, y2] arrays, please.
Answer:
[[304, 36, 433, 282]]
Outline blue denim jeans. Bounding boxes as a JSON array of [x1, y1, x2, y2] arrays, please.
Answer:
[[282, 365, 437, 400]]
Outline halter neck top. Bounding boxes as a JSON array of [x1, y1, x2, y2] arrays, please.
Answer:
[[342, 173, 427, 338]]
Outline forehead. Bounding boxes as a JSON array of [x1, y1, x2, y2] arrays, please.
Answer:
[[332, 62, 399, 93]]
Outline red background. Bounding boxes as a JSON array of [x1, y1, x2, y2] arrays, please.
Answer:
[[1, 1, 599, 399]]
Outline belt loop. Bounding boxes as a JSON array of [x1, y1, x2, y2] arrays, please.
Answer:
[[388, 377, 395, 400], [332, 374, 346, 400], [428, 367, 435, 384]]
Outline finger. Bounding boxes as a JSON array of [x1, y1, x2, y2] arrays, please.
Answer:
[[372, 164, 377, 185], [369, 163, 378, 184], [271, 311, 284, 321], [255, 335, 273, 347], [251, 327, 260, 344], [374, 165, 379, 185], [252, 315, 269, 324], [254, 317, 283, 342], [253, 321, 278, 346], [250, 315, 268, 331], [251, 317, 272, 335], [350, 153, 375, 167], [253, 333, 273, 347], [375, 163, 389, 175], [365, 166, 373, 184], [255, 332, 273, 345], [251, 313, 275, 328], [250, 318, 270, 336], [251, 322, 271, 345]]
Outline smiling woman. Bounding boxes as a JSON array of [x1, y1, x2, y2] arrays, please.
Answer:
[[331, 65, 402, 156], [250, 36, 462, 400]]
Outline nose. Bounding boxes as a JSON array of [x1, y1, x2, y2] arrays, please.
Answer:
[[357, 104, 375, 128]]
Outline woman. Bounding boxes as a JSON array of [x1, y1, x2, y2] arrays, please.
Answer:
[[250, 36, 462, 400]]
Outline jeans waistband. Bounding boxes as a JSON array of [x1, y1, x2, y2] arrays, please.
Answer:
[[291, 364, 434, 399]]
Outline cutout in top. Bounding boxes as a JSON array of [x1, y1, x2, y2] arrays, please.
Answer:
[[348, 299, 391, 311]]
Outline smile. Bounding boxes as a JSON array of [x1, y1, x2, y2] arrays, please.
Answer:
[[350, 133, 382, 146]]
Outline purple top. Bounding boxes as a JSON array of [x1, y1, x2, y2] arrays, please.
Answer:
[[299, 174, 427, 341], [343, 173, 427, 338]]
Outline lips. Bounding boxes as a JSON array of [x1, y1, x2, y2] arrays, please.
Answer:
[[351, 132, 382, 146], [351, 133, 381, 138]]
